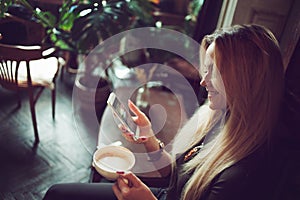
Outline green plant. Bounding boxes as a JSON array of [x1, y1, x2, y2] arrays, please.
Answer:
[[0, 0, 155, 54], [184, 0, 204, 36], [68, 0, 155, 54], [0, 0, 156, 90], [0, 0, 75, 49], [0, 0, 12, 17]]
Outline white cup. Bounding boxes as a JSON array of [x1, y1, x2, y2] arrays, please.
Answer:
[[93, 145, 135, 181]]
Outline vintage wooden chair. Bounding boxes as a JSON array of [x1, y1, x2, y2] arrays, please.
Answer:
[[0, 43, 62, 142]]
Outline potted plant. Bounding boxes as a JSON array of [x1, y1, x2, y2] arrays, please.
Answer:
[[60, 0, 155, 117], [1, 0, 204, 118], [61, 0, 155, 78], [1, 0, 155, 119]]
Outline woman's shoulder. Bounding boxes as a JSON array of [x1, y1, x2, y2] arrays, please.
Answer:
[[201, 146, 277, 200]]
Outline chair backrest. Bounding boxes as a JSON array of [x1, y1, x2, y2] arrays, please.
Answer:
[[0, 43, 44, 90], [0, 43, 43, 61], [0, 13, 45, 45]]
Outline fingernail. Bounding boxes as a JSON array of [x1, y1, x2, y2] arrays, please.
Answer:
[[116, 171, 125, 174], [140, 136, 147, 141], [125, 132, 134, 136]]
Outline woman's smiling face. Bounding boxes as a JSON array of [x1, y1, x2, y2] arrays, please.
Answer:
[[200, 42, 226, 110]]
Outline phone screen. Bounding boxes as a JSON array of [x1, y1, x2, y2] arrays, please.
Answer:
[[107, 93, 138, 137]]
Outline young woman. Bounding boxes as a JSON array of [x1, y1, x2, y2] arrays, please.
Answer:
[[44, 24, 285, 200]]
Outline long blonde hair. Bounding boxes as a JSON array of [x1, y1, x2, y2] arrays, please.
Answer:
[[172, 24, 285, 200]]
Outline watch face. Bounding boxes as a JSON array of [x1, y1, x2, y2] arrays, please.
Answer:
[[157, 139, 164, 149], [147, 139, 164, 162]]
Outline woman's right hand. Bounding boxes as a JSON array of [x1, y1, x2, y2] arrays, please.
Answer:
[[112, 171, 157, 200], [119, 100, 155, 144], [120, 101, 172, 177]]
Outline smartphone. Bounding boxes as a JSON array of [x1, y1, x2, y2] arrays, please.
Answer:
[[107, 92, 140, 140]]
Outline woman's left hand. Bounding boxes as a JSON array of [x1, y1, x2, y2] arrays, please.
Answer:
[[112, 172, 157, 200], [119, 100, 155, 144]]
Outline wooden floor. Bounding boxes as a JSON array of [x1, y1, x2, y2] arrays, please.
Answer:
[[0, 73, 99, 200]]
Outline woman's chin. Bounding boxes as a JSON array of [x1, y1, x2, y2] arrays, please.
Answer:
[[208, 103, 218, 110], [208, 98, 226, 110]]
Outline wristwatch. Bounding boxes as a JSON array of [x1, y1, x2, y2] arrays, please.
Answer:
[[147, 138, 165, 162], [157, 138, 165, 150]]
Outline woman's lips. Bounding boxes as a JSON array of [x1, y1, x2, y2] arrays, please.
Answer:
[[208, 91, 219, 95], [207, 90, 219, 100]]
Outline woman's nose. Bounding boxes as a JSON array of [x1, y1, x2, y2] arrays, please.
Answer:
[[200, 73, 210, 87], [200, 78, 206, 87]]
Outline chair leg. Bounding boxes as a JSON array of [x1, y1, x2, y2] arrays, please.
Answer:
[[52, 88, 56, 119], [28, 90, 39, 142], [16, 92, 22, 109], [60, 64, 64, 81]]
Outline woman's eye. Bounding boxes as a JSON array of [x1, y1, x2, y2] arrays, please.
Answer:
[[200, 63, 213, 78], [204, 65, 212, 73], [199, 69, 207, 78]]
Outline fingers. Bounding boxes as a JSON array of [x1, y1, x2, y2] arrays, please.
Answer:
[[118, 124, 132, 134], [113, 172, 155, 200], [117, 176, 131, 192], [122, 132, 148, 144], [128, 100, 151, 128], [118, 124, 136, 142], [122, 132, 136, 143], [112, 173, 135, 200], [112, 183, 123, 200], [128, 100, 143, 117], [118, 123, 150, 144], [119, 171, 143, 188]]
